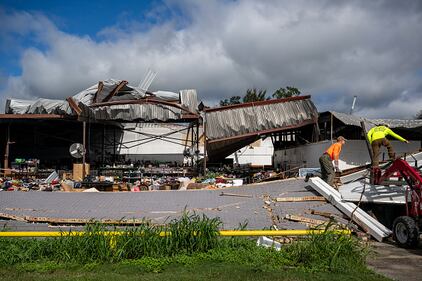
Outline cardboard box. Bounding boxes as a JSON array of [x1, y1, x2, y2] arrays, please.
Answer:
[[72, 163, 90, 181]]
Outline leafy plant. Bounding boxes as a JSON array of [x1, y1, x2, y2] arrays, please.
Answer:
[[272, 86, 301, 99]]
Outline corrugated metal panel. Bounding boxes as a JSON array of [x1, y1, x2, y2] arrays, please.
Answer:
[[5, 99, 32, 114], [180, 89, 198, 113], [328, 111, 365, 127], [5, 79, 194, 122], [5, 98, 72, 115], [91, 103, 183, 122], [72, 79, 144, 105], [370, 118, 422, 129], [152, 90, 179, 101], [208, 135, 259, 160], [206, 98, 318, 141], [330, 111, 422, 130], [72, 84, 98, 106]]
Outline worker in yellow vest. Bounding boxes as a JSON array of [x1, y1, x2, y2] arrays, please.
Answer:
[[367, 124, 409, 167]]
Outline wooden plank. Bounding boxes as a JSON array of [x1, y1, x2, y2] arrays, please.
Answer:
[[93, 81, 104, 103], [276, 196, 326, 202], [0, 212, 27, 222], [24, 216, 146, 225], [0, 212, 147, 225], [0, 114, 69, 119], [220, 192, 253, 198], [66, 97, 82, 115], [284, 214, 327, 226], [102, 80, 128, 102], [308, 209, 335, 218]]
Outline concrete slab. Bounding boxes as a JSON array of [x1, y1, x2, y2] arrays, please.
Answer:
[[367, 241, 422, 281], [0, 179, 346, 230]]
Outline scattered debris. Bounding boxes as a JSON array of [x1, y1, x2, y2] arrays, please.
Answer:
[[83, 187, 100, 192], [256, 236, 282, 251]]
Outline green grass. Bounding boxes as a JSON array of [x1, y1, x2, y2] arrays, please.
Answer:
[[0, 261, 389, 281], [0, 212, 389, 280]]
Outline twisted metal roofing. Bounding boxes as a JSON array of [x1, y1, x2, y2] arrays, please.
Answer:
[[5, 79, 199, 122], [205, 96, 318, 142], [329, 111, 422, 130]]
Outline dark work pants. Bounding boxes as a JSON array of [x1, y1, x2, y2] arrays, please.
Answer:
[[371, 138, 395, 167], [319, 153, 334, 187]]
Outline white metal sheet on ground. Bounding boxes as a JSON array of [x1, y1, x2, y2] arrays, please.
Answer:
[[339, 179, 407, 204], [309, 177, 392, 241], [339, 152, 422, 204]]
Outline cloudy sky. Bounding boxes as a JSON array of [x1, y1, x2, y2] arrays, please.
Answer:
[[1, 0, 422, 118]]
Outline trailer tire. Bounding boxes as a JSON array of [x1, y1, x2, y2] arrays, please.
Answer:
[[393, 216, 419, 248]]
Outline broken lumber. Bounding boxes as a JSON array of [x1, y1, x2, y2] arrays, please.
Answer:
[[276, 196, 326, 202], [284, 214, 326, 226], [0, 212, 27, 222], [0, 213, 147, 225], [219, 192, 253, 198], [308, 209, 335, 218]]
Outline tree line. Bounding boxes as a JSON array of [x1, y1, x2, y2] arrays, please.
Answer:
[[219, 86, 301, 106]]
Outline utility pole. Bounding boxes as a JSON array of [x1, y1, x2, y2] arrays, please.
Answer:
[[4, 123, 10, 176], [202, 112, 207, 175], [82, 121, 86, 180]]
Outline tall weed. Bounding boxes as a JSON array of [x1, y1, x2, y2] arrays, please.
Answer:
[[0, 214, 368, 274]]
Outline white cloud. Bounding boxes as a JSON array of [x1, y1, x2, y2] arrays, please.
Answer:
[[1, 0, 422, 118]]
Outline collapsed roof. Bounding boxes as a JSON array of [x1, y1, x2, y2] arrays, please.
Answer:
[[325, 111, 422, 131], [5, 79, 199, 122], [3, 79, 320, 160], [205, 96, 319, 160]]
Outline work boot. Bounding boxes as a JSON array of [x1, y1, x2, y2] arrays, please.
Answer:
[[304, 173, 312, 182]]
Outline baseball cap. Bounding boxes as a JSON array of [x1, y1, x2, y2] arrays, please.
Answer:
[[337, 136, 347, 142]]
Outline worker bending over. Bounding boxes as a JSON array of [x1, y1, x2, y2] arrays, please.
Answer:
[[367, 124, 409, 167], [319, 136, 346, 187]]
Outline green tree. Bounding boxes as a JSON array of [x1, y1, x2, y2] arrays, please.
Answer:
[[243, 88, 267, 103], [272, 86, 301, 99], [219, 96, 241, 106]]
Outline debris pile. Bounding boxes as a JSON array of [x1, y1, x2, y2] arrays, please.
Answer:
[[1, 169, 247, 192]]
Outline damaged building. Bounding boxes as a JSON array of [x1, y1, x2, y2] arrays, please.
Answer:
[[1, 80, 322, 174], [1, 78, 422, 248]]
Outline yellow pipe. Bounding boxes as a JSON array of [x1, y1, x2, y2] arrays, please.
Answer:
[[219, 229, 350, 236], [0, 229, 350, 237]]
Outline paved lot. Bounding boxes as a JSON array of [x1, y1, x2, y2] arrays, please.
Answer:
[[368, 241, 422, 281], [0, 179, 346, 230]]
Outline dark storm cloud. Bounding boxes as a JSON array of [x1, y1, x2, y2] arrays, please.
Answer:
[[1, 0, 421, 117]]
